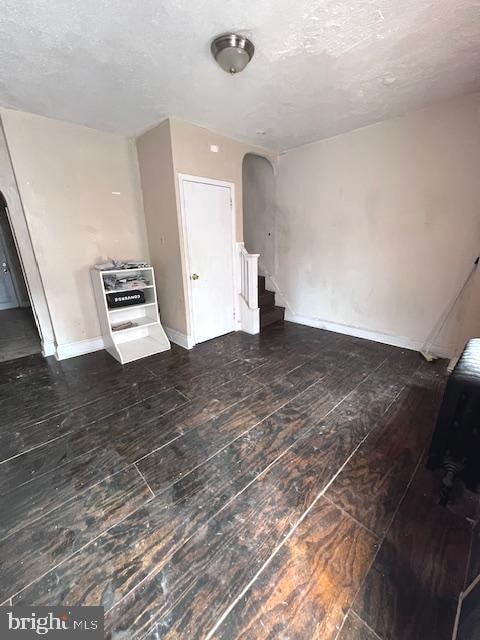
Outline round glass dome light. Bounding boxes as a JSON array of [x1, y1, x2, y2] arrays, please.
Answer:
[[211, 34, 255, 74]]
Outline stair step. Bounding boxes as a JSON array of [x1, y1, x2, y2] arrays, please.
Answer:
[[260, 305, 285, 329], [258, 290, 275, 309], [258, 275, 266, 294]]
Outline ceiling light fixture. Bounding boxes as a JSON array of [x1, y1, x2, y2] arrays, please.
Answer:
[[211, 33, 255, 75]]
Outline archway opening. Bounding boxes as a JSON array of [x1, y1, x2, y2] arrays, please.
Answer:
[[242, 153, 276, 275]]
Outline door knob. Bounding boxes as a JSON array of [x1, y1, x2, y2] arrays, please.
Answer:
[[191, 273, 199, 280], [1, 262, 8, 273]]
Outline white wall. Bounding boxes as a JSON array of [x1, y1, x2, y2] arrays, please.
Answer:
[[274, 93, 480, 357], [1, 109, 149, 355]]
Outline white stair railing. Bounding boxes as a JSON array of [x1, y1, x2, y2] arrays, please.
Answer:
[[238, 243, 259, 309]]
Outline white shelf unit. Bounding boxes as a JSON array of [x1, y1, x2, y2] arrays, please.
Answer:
[[91, 266, 170, 364]]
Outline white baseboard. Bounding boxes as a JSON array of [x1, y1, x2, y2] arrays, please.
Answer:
[[41, 340, 56, 358], [285, 310, 452, 357], [164, 326, 194, 350], [447, 355, 459, 372], [55, 336, 105, 360]]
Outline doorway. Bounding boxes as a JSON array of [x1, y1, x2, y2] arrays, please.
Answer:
[[0, 191, 41, 361], [179, 175, 236, 345]]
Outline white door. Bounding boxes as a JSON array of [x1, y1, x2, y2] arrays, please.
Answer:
[[182, 178, 235, 344], [0, 231, 18, 311]]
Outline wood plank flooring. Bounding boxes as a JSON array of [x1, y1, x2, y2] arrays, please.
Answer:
[[0, 322, 474, 639]]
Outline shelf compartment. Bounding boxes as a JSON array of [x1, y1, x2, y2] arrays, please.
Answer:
[[116, 326, 170, 363], [111, 319, 158, 334], [102, 266, 154, 294], [104, 284, 155, 295], [99, 267, 153, 274], [111, 307, 158, 334], [108, 302, 157, 315]]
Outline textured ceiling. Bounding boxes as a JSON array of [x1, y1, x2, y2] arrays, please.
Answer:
[[0, 0, 479, 150]]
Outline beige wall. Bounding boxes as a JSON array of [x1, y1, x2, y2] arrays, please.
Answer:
[[136, 119, 188, 335], [135, 117, 276, 340], [169, 118, 275, 241], [1, 108, 149, 350], [275, 93, 480, 357], [6, 96, 474, 357]]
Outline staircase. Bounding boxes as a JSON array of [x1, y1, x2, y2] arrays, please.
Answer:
[[258, 275, 285, 329]]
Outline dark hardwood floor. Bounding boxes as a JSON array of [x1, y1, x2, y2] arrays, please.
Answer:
[[0, 322, 474, 639]]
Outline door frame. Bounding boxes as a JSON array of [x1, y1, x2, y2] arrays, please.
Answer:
[[178, 173, 239, 347], [0, 189, 55, 355], [0, 121, 56, 356]]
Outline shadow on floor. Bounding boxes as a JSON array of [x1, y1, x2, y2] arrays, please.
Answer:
[[0, 307, 41, 362]]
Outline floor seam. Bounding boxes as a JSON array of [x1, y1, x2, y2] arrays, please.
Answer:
[[6, 492, 157, 605], [0, 460, 137, 543], [173, 388, 192, 403], [203, 414, 386, 640], [333, 611, 350, 640], [2, 394, 115, 437], [463, 521, 475, 591], [462, 571, 480, 599], [349, 440, 427, 626], [134, 372, 328, 493], [351, 610, 384, 640], [111, 438, 308, 632], [0, 388, 185, 467], [452, 594, 463, 640], [345, 394, 468, 640], [144, 356, 239, 385], [106, 353, 391, 629], [1, 376, 269, 541], [1, 376, 263, 539], [134, 346, 375, 476], [131, 356, 333, 467], [246, 360, 306, 384], [134, 463, 156, 499], [7, 366, 327, 605], [105, 364, 370, 622], [1, 370, 174, 436], [4, 341, 421, 632], [322, 495, 380, 540], [185, 355, 281, 396], [323, 360, 428, 546], [185, 356, 273, 396], [203, 357, 421, 640], [132, 382, 269, 466]]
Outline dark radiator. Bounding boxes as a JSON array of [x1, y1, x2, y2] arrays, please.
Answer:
[[427, 338, 480, 503]]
